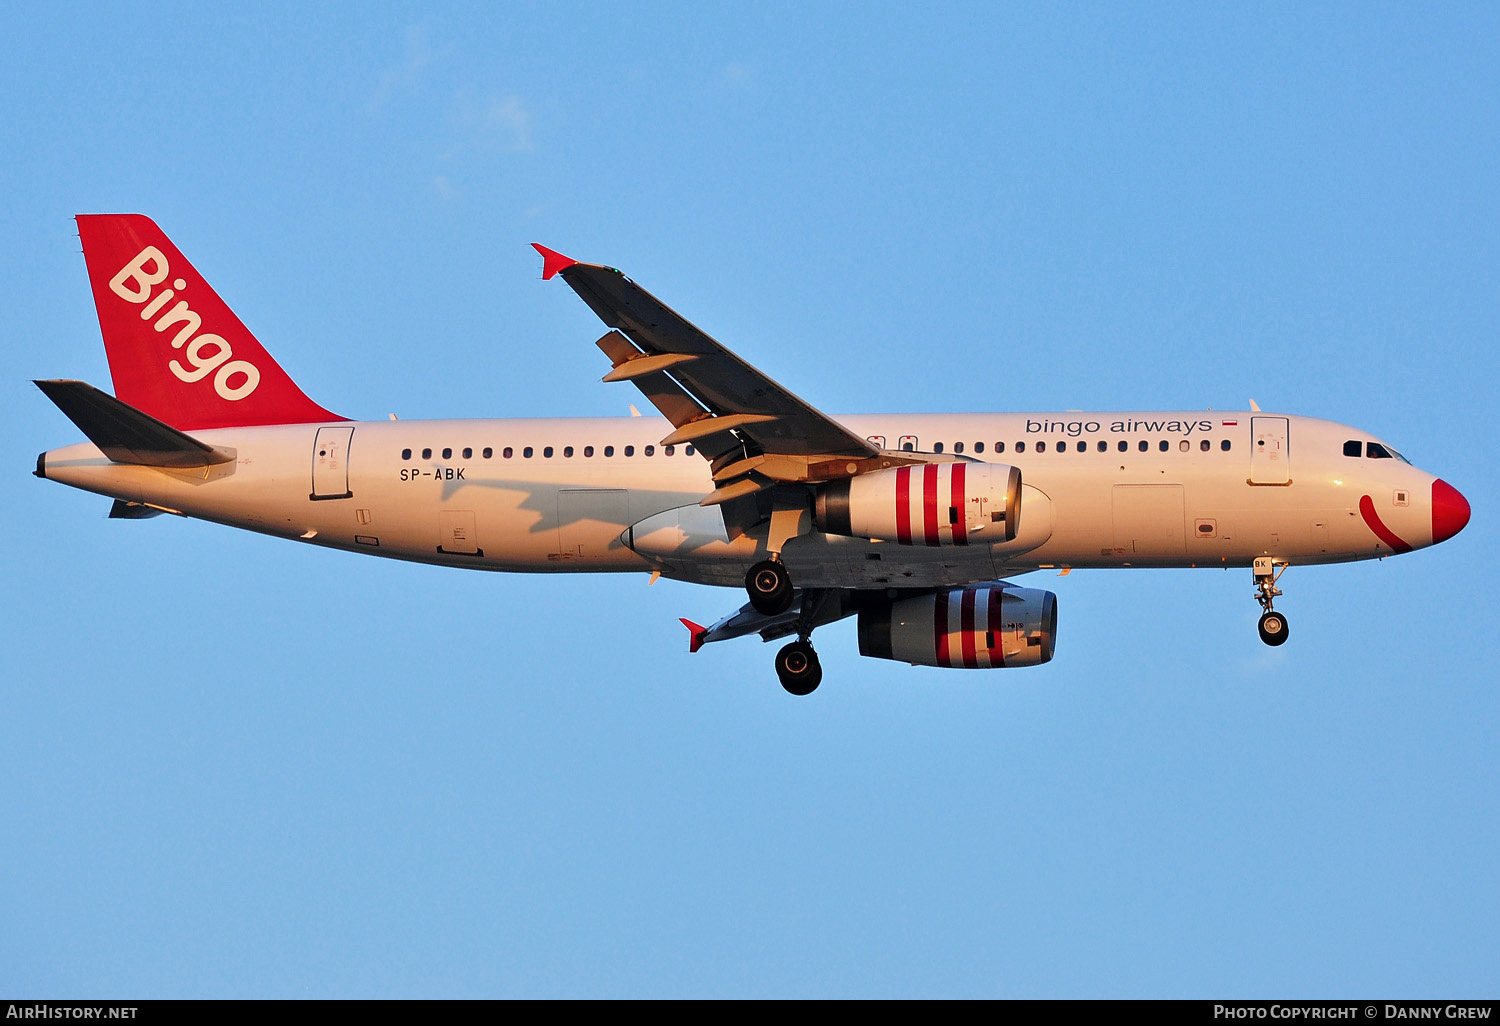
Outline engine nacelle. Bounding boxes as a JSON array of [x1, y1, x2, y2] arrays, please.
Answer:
[[816, 463, 1021, 545], [857, 585, 1057, 668]]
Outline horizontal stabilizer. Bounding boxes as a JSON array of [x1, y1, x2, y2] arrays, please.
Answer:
[[35, 379, 235, 468]]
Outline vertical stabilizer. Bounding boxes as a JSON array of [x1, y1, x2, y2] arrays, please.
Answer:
[[76, 214, 344, 430]]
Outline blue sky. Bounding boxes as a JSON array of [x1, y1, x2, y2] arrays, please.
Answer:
[[3, 2, 1496, 997]]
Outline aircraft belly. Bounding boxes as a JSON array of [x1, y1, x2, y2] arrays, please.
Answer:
[[646, 533, 996, 590]]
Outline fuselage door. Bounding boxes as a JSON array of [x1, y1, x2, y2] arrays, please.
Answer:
[[311, 426, 354, 500], [438, 510, 481, 556], [1249, 417, 1291, 485]]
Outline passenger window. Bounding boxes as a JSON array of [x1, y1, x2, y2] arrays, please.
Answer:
[[1097, 440, 1108, 453], [1078, 441, 1087, 453], [604, 446, 614, 457], [625, 445, 634, 456], [1036, 440, 1047, 453], [401, 448, 412, 460], [442, 447, 452, 459], [685, 446, 695, 456], [1343, 440, 1362, 457], [422, 448, 432, 459], [584, 446, 594, 457], [482, 447, 493, 459], [1221, 439, 1231, 451], [544, 447, 554, 458], [563, 446, 573, 457], [664, 445, 675, 456], [1117, 440, 1128, 453], [954, 442, 964, 454], [899, 435, 918, 451], [462, 447, 472, 459], [523, 446, 533, 458], [1159, 440, 1170, 452], [994, 442, 1005, 454], [1016, 441, 1026, 453], [934, 442, 945, 454], [1138, 440, 1148, 452], [503, 447, 513, 459], [645, 445, 655, 456], [975, 442, 985, 454], [1199, 439, 1210, 452], [1367, 442, 1392, 459]]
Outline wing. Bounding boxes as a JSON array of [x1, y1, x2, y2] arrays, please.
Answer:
[[682, 588, 856, 649], [536, 246, 902, 507]]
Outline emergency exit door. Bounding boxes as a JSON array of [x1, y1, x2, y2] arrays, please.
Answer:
[[311, 426, 354, 500]]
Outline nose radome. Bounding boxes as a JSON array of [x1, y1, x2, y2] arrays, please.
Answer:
[[1432, 479, 1470, 544]]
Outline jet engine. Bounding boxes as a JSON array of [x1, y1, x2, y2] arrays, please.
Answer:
[[816, 463, 1021, 546], [857, 585, 1057, 668]]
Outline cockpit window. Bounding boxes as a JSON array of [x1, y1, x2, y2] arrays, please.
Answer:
[[1348, 438, 1412, 463]]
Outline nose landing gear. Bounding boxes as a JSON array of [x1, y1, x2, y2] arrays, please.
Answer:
[[1253, 556, 1290, 647]]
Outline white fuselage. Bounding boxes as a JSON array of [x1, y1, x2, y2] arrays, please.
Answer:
[[39, 410, 1446, 590]]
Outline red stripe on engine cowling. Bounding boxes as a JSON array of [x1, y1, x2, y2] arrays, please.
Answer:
[[950, 463, 967, 546], [960, 588, 978, 668], [923, 465, 940, 546], [987, 587, 1005, 667], [934, 590, 951, 667], [895, 466, 912, 545]]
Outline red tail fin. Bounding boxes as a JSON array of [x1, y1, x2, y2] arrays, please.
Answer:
[[76, 214, 343, 430]]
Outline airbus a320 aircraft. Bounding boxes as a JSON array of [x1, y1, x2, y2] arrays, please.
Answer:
[[35, 215, 1470, 694]]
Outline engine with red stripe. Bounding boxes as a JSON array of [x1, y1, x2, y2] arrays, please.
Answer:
[[857, 585, 1057, 669], [816, 463, 1021, 546]]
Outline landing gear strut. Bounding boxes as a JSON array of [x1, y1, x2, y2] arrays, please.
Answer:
[[746, 558, 793, 615], [774, 588, 833, 696], [1253, 557, 1289, 647]]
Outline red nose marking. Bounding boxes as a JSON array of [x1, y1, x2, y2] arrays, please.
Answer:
[[1432, 479, 1470, 544]]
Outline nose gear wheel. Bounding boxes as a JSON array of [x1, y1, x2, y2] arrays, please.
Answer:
[[1252, 558, 1290, 647]]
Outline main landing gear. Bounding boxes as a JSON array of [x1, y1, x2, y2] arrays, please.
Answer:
[[744, 559, 827, 695], [746, 558, 793, 615], [1253, 556, 1290, 647], [775, 578, 832, 697], [775, 640, 822, 696]]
